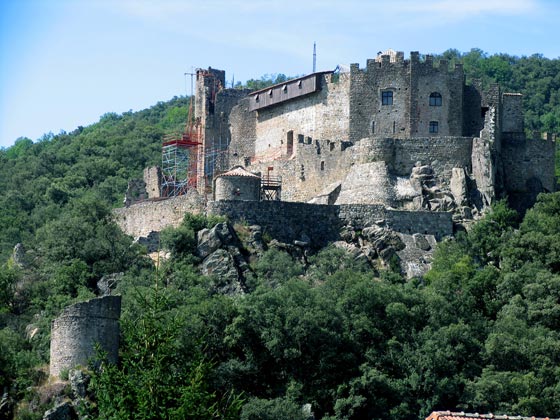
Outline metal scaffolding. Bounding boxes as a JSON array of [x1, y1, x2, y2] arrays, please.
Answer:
[[161, 133, 200, 197]]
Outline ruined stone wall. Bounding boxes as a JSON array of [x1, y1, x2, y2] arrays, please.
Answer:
[[228, 97, 257, 167], [338, 204, 453, 239], [351, 136, 473, 178], [113, 191, 206, 238], [502, 135, 557, 194], [143, 166, 162, 199], [501, 93, 524, 134], [252, 73, 350, 158], [50, 296, 121, 378], [463, 82, 484, 136]]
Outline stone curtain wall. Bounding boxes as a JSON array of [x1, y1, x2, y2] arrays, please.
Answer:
[[338, 204, 453, 240], [50, 296, 121, 378], [113, 191, 206, 238], [207, 200, 341, 245], [208, 200, 454, 244]]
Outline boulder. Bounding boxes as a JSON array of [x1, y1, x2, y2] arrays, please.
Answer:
[[97, 272, 124, 296], [412, 233, 431, 251], [134, 231, 160, 253], [69, 369, 90, 399], [12, 243, 27, 268], [197, 228, 222, 259], [201, 249, 244, 295], [43, 402, 77, 420], [450, 167, 469, 206]]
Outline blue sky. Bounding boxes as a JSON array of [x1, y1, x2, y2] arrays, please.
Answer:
[[1, 0, 559, 148]]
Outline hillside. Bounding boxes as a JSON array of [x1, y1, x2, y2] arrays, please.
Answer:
[[1, 50, 560, 419]]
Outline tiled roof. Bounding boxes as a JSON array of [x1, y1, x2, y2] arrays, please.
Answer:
[[218, 166, 260, 179], [427, 411, 559, 420]]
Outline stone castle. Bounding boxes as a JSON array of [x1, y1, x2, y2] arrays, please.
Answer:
[[114, 49, 557, 266], [193, 49, 555, 213]]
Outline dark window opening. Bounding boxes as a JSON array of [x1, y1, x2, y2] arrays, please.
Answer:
[[382, 91, 393, 105], [481, 106, 489, 118], [287, 131, 294, 156], [298, 134, 304, 143], [371, 121, 375, 134], [321, 161, 325, 170], [429, 121, 439, 133], [429, 92, 442, 106], [393, 121, 396, 134], [330, 142, 335, 151]]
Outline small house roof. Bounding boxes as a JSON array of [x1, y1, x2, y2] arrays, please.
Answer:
[[218, 166, 260, 179]]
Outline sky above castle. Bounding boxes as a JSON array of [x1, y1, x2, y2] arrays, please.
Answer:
[[1, 0, 559, 148]]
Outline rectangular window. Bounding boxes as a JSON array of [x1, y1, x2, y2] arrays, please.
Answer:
[[382, 91, 393, 105], [429, 121, 439, 133]]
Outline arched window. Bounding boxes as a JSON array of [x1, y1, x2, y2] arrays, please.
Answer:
[[429, 92, 442, 106]]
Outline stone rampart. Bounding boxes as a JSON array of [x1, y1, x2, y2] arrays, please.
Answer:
[[113, 191, 206, 238], [50, 296, 121, 378], [208, 200, 453, 244], [207, 200, 340, 245]]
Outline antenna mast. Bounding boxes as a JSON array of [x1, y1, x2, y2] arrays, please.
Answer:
[[313, 42, 316, 73]]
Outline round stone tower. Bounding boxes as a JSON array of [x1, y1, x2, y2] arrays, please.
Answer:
[[49, 295, 121, 378], [214, 166, 261, 201]]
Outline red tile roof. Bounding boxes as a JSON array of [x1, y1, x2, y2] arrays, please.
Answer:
[[427, 411, 558, 420], [218, 166, 260, 178]]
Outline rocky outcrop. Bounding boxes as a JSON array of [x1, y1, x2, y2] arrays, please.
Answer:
[[42, 401, 77, 420], [96, 272, 124, 296], [197, 222, 250, 295]]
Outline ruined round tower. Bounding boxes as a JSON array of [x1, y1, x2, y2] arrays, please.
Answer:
[[49, 295, 121, 378]]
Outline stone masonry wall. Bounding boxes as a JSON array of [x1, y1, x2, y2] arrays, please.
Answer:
[[207, 200, 341, 245], [413, 58, 464, 137], [50, 296, 121, 378], [350, 136, 473, 179], [501, 93, 524, 134], [228, 97, 257, 167], [502, 135, 557, 193], [252, 73, 350, 158], [207, 200, 454, 244], [350, 58, 411, 141], [113, 191, 206, 238], [249, 137, 353, 202]]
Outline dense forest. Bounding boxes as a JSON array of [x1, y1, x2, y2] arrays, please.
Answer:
[[1, 49, 560, 419]]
